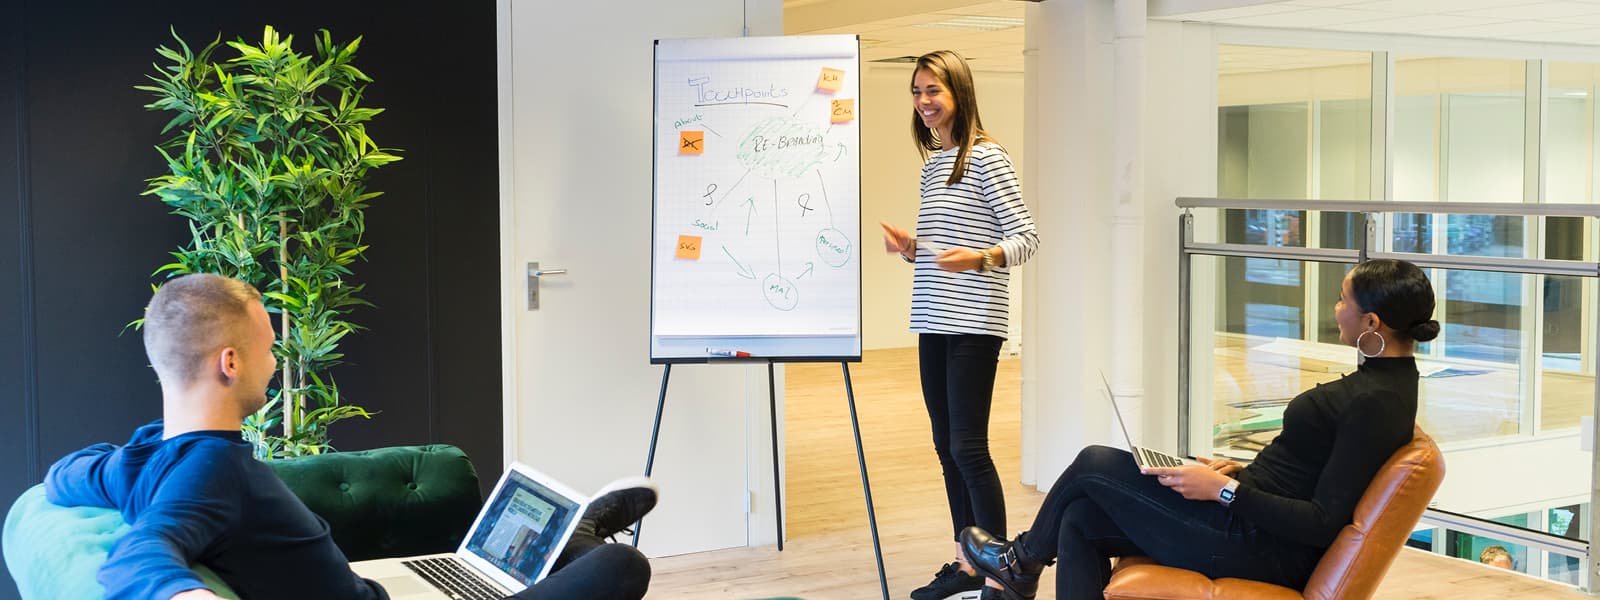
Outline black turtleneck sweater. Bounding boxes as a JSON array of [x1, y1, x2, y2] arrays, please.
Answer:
[[1231, 356, 1419, 550]]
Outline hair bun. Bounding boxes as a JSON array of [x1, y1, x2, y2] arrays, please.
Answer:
[[1408, 319, 1441, 342]]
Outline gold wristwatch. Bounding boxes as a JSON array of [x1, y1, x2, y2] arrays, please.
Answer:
[[979, 248, 997, 273]]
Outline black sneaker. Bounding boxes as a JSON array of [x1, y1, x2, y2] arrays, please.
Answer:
[[979, 587, 1003, 600], [581, 477, 659, 541], [909, 562, 984, 600]]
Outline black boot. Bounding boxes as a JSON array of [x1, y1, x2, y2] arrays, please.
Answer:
[[959, 527, 1044, 600]]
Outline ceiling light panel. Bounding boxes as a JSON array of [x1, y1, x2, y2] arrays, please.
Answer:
[[913, 16, 1025, 32]]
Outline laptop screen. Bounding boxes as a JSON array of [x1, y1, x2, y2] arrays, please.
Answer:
[[463, 469, 583, 587]]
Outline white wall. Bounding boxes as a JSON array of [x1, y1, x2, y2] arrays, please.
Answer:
[[498, 0, 787, 558], [861, 65, 1026, 351]]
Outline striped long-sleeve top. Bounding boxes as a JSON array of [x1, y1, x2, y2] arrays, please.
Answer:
[[910, 142, 1039, 338]]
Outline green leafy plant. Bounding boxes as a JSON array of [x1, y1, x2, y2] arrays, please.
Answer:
[[138, 25, 400, 458]]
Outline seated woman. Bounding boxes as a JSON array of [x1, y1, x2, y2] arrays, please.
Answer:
[[960, 258, 1438, 600]]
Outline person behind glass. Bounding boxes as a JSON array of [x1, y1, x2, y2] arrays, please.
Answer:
[[958, 259, 1439, 600], [881, 49, 1039, 600], [1479, 545, 1514, 570]]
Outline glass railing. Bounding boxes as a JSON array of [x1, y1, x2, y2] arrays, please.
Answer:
[[1178, 197, 1598, 590]]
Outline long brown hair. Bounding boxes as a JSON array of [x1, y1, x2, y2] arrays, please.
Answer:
[[911, 50, 994, 186]]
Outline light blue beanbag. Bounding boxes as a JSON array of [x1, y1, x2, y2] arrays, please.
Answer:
[[3, 484, 239, 599]]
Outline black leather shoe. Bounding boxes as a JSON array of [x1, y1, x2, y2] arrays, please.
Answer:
[[959, 527, 1042, 600]]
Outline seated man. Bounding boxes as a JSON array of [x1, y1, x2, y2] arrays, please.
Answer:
[[45, 273, 654, 600]]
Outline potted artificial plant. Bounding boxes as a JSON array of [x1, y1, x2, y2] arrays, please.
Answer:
[[138, 25, 401, 458]]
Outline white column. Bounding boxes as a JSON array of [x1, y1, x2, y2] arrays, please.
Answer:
[[1023, 0, 1117, 483], [1110, 0, 1148, 446], [1022, 3, 1216, 483]]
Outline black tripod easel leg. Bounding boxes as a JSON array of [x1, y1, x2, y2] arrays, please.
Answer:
[[634, 363, 672, 548], [843, 362, 890, 600], [767, 360, 785, 551]]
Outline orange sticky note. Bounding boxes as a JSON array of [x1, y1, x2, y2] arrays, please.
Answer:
[[817, 67, 844, 92], [830, 99, 855, 124], [679, 130, 705, 155], [676, 235, 703, 260]]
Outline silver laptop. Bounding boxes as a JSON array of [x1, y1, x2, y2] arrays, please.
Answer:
[[350, 463, 589, 599], [1098, 370, 1189, 469]]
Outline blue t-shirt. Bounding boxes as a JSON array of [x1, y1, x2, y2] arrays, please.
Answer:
[[45, 420, 386, 600]]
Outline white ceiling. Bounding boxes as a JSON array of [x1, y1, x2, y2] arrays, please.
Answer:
[[783, 0, 1600, 75], [787, 0, 1030, 73]]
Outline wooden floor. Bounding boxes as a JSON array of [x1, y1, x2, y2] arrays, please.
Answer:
[[648, 347, 1589, 599]]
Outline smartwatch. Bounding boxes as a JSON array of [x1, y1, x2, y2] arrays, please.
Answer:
[[1219, 479, 1240, 507]]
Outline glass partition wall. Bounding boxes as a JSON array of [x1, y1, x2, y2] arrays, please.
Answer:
[[1195, 44, 1600, 588]]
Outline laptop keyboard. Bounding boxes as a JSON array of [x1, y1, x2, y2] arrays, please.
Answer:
[[1136, 446, 1183, 468], [401, 557, 506, 600]]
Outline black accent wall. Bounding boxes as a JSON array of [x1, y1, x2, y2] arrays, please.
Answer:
[[1, 2, 501, 595]]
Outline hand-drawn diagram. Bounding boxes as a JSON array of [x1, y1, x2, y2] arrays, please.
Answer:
[[654, 49, 860, 337]]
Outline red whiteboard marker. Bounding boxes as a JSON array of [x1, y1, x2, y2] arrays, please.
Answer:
[[707, 347, 752, 358]]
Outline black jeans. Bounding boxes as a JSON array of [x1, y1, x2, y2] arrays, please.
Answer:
[[1016, 446, 1321, 600], [506, 533, 651, 600], [920, 333, 1007, 540]]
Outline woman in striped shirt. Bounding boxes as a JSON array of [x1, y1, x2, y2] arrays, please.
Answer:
[[881, 50, 1039, 600]]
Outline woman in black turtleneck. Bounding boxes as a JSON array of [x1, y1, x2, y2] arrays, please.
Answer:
[[960, 259, 1439, 600]]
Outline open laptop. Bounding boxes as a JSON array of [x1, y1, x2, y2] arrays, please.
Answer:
[[1098, 370, 1190, 469], [350, 463, 588, 600]]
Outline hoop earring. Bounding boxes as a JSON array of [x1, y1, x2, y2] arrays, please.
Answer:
[[1357, 330, 1386, 358]]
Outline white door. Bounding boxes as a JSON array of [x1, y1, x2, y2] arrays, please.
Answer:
[[497, 0, 784, 557]]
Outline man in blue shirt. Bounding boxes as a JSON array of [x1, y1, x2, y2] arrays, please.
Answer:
[[46, 274, 654, 599]]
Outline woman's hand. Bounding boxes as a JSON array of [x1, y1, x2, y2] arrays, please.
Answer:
[[1197, 456, 1245, 477], [935, 247, 984, 272], [881, 221, 913, 258], [1142, 464, 1233, 502]]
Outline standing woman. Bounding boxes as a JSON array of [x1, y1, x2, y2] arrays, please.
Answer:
[[882, 50, 1039, 600]]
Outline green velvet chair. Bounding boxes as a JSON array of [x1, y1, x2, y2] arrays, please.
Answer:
[[3, 444, 482, 599]]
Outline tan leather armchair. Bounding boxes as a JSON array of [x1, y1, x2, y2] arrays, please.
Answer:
[[1104, 427, 1445, 600]]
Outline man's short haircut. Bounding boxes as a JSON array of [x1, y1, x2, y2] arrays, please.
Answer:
[[143, 273, 264, 383], [1479, 544, 1513, 565]]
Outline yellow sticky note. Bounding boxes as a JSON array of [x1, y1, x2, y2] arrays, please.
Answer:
[[817, 67, 845, 92], [830, 99, 855, 124], [676, 235, 703, 260], [679, 130, 705, 155]]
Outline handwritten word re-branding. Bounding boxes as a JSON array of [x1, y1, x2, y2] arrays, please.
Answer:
[[748, 133, 824, 153]]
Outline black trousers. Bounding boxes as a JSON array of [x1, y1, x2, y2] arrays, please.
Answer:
[[1017, 446, 1321, 600], [506, 533, 651, 600], [920, 332, 1007, 541]]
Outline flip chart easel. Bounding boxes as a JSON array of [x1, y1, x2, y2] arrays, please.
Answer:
[[641, 35, 884, 598], [639, 359, 887, 600]]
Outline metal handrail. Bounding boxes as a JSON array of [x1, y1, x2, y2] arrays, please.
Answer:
[[1422, 509, 1588, 559], [1177, 196, 1600, 218]]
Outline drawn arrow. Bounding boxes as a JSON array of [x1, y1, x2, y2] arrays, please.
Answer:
[[713, 169, 752, 210], [815, 170, 833, 225], [773, 181, 783, 273], [741, 197, 756, 235], [797, 262, 815, 280], [723, 246, 756, 279], [834, 143, 847, 162]]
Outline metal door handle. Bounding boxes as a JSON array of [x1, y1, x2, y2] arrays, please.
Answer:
[[527, 262, 566, 310]]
